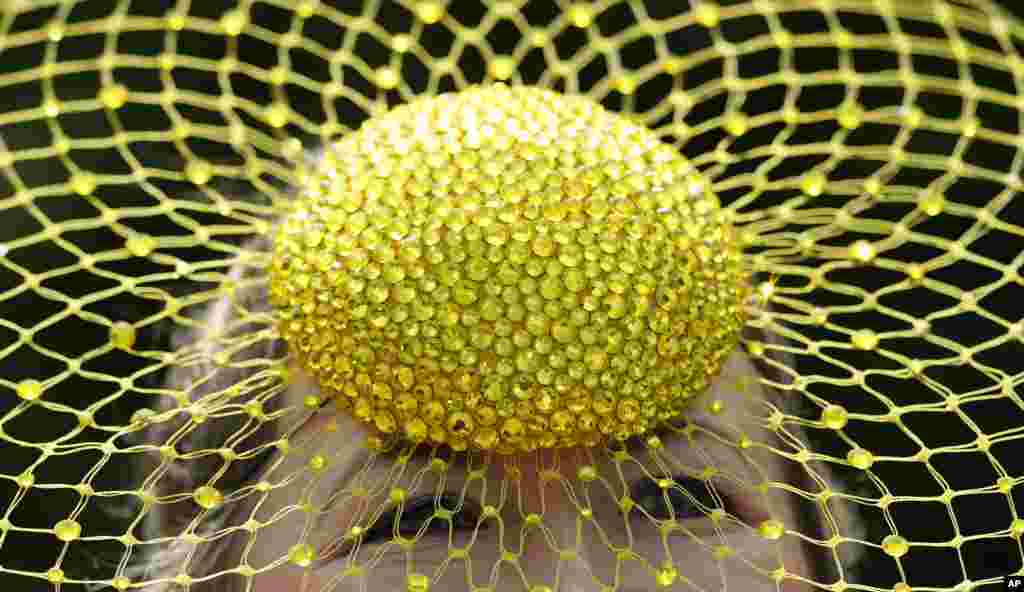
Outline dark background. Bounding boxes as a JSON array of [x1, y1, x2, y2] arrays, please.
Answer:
[[1, 0, 1024, 590]]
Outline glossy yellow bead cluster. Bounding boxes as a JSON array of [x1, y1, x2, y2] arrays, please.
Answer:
[[270, 85, 750, 452]]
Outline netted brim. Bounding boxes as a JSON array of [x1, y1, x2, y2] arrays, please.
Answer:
[[1, 1, 1023, 591]]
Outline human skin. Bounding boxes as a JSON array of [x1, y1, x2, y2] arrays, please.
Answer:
[[229, 350, 823, 592]]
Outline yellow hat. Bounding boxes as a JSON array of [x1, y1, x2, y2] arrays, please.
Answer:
[[1, 1, 1022, 591]]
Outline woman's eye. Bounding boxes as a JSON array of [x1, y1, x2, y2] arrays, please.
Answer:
[[362, 493, 482, 545], [633, 475, 720, 521]]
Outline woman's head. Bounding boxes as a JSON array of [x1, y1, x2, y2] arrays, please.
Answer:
[[132, 243, 863, 591]]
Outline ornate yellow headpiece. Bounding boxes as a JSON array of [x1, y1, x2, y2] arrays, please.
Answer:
[[1, 2, 1023, 592], [270, 85, 749, 452]]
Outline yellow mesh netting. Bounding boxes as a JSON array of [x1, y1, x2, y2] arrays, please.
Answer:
[[1, 1, 1023, 591]]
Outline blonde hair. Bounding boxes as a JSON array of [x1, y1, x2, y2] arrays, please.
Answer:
[[127, 236, 288, 591]]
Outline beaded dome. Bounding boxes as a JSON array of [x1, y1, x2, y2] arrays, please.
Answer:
[[270, 85, 750, 452]]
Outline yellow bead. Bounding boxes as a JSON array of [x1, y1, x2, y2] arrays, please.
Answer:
[[220, 9, 247, 35], [100, 84, 128, 109], [268, 66, 288, 86], [47, 568, 65, 583], [288, 543, 316, 567], [392, 34, 413, 52], [852, 329, 879, 350], [532, 237, 556, 257], [408, 573, 430, 592], [837, 103, 863, 129], [801, 171, 826, 197], [375, 67, 399, 89], [15, 472, 34, 488], [375, 410, 397, 433], [902, 107, 923, 128], [308, 455, 327, 472], [281, 138, 303, 161], [881, 534, 909, 558], [723, 113, 748, 136], [490, 57, 515, 80], [265, 103, 289, 128], [847, 448, 875, 470], [893, 584, 912, 592], [656, 565, 678, 587], [694, 3, 720, 27], [577, 465, 598, 482], [47, 23, 64, 41], [193, 485, 223, 509], [473, 427, 498, 449], [186, 160, 213, 185], [850, 240, 876, 263], [70, 172, 97, 196], [1010, 518, 1024, 537], [919, 191, 945, 216], [415, 1, 443, 23], [821, 405, 848, 430], [16, 379, 43, 401], [166, 12, 186, 30], [758, 519, 785, 540], [567, 3, 592, 27], [615, 75, 637, 95], [110, 322, 136, 350], [126, 235, 156, 257], [405, 418, 428, 441], [131, 408, 155, 425], [54, 519, 82, 542], [500, 417, 524, 440], [111, 576, 132, 590]]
